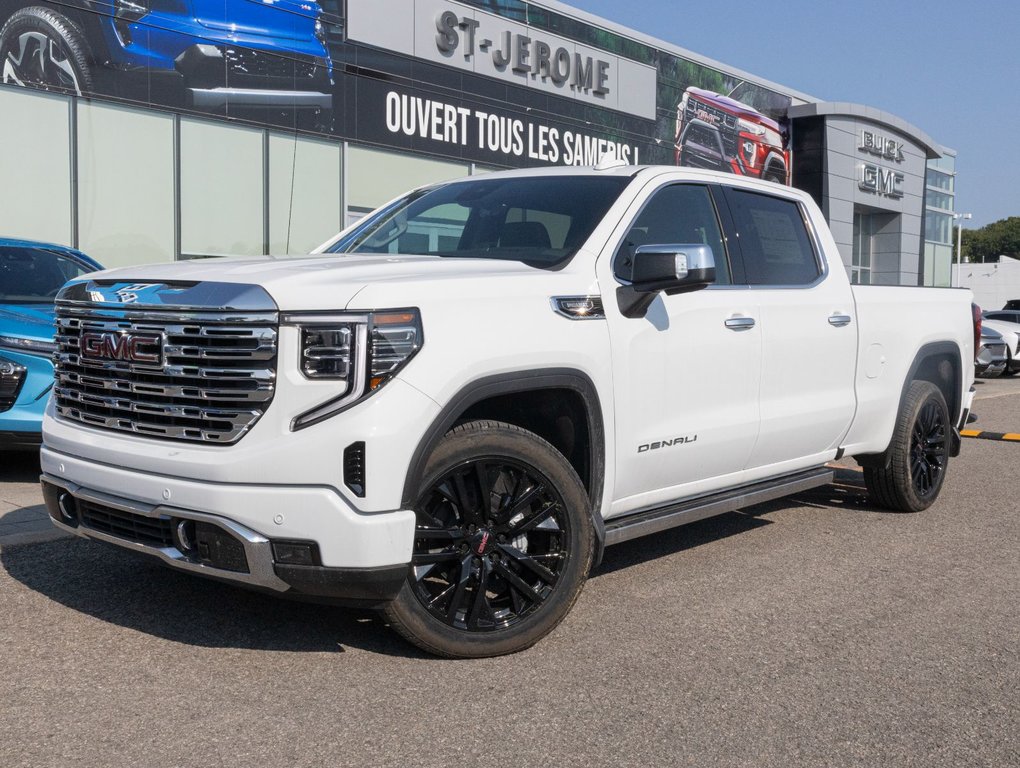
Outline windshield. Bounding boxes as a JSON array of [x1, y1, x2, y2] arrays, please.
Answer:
[[327, 175, 631, 267], [0, 247, 92, 303]]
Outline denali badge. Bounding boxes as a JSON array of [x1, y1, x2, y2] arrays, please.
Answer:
[[80, 332, 163, 366], [638, 435, 697, 453]]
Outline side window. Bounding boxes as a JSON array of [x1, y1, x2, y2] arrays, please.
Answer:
[[615, 184, 730, 285], [725, 189, 820, 285]]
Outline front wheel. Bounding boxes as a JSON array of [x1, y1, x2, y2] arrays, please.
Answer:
[[0, 7, 93, 95], [384, 420, 594, 658], [864, 380, 950, 512]]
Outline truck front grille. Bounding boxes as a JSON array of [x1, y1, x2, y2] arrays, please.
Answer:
[[79, 499, 174, 549], [53, 307, 278, 444], [224, 47, 322, 82], [685, 98, 739, 157]]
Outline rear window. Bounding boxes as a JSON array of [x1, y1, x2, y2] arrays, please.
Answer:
[[327, 176, 631, 268], [724, 189, 820, 286]]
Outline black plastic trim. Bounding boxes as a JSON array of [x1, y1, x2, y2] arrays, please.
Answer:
[[274, 562, 407, 604], [0, 431, 42, 451], [401, 368, 607, 560]]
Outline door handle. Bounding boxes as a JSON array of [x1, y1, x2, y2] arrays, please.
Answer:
[[828, 314, 852, 328], [724, 316, 756, 331]]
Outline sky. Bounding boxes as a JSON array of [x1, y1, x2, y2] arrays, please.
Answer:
[[566, 0, 1019, 229]]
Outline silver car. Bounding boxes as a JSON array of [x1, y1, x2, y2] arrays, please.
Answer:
[[977, 325, 1008, 377]]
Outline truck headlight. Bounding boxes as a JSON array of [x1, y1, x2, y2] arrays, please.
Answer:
[[368, 311, 422, 391], [300, 325, 355, 379], [284, 309, 422, 429]]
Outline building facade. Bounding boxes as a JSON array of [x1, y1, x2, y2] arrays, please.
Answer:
[[0, 0, 954, 282]]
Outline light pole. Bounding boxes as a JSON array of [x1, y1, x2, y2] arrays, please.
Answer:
[[954, 212, 972, 287]]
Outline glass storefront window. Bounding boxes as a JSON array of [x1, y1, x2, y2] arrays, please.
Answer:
[[78, 102, 175, 268], [926, 168, 954, 193], [0, 87, 72, 246], [925, 189, 954, 211], [180, 118, 265, 257], [268, 134, 342, 254], [852, 212, 873, 285], [925, 211, 954, 245]]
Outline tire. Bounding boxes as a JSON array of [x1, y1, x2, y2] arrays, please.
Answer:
[[0, 7, 93, 95], [1003, 349, 1017, 377], [383, 420, 595, 658], [864, 380, 950, 512]]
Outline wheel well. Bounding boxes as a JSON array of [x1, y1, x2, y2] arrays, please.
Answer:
[[458, 388, 593, 496], [911, 352, 960, 423]]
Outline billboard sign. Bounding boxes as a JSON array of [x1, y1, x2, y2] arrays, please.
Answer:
[[0, 0, 797, 183]]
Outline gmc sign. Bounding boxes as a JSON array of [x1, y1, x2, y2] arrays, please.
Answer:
[[80, 332, 163, 366]]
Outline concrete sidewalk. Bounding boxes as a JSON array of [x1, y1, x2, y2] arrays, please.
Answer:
[[0, 451, 67, 547]]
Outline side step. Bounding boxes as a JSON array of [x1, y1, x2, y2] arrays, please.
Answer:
[[603, 467, 834, 547]]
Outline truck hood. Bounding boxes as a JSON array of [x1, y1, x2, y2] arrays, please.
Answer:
[[191, 0, 321, 42], [0, 303, 56, 343], [74, 255, 565, 312]]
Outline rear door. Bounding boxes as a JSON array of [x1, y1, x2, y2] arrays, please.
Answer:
[[719, 185, 857, 474]]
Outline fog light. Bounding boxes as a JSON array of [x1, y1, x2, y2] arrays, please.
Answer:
[[174, 519, 196, 553], [272, 541, 319, 566], [57, 493, 78, 524]]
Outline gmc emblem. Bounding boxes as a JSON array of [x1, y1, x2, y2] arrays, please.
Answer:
[[80, 332, 163, 366]]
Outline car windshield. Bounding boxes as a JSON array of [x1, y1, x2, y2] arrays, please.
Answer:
[[327, 175, 631, 268], [0, 247, 92, 303]]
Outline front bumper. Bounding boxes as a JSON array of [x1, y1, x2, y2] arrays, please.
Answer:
[[40, 445, 416, 602], [41, 475, 408, 604], [174, 43, 333, 111]]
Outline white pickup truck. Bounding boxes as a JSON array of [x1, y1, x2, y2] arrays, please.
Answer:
[[41, 164, 976, 658]]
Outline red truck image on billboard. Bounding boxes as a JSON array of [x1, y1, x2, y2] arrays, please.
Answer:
[[675, 84, 790, 185]]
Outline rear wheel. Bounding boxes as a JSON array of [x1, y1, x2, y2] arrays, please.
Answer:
[[864, 380, 950, 512], [384, 420, 594, 658]]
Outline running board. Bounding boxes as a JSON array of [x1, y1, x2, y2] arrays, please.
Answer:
[[603, 467, 835, 547]]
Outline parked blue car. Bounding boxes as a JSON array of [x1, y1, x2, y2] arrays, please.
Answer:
[[0, 238, 101, 449], [0, 1, 333, 128]]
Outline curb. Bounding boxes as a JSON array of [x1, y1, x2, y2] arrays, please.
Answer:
[[960, 429, 1020, 443]]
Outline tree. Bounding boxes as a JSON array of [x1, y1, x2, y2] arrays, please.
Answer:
[[961, 217, 1020, 263]]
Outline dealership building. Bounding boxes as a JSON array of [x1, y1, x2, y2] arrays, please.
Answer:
[[0, 0, 957, 285]]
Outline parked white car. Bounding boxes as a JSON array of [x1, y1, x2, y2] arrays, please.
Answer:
[[982, 316, 1020, 376]]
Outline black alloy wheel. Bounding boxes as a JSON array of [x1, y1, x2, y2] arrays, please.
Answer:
[[384, 420, 593, 658], [909, 399, 947, 499], [864, 380, 951, 512], [410, 456, 571, 632]]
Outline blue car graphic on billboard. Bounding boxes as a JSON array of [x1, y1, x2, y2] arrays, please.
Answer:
[[0, 1, 333, 128]]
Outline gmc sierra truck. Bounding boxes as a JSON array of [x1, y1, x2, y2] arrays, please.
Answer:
[[41, 164, 975, 658], [676, 86, 789, 184]]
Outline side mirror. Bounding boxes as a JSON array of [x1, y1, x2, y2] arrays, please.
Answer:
[[617, 244, 717, 318]]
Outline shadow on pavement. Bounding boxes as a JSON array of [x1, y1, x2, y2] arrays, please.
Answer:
[[0, 537, 427, 658], [1, 470, 876, 655], [0, 450, 42, 483]]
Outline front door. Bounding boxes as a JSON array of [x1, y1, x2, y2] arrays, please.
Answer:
[[599, 180, 762, 518]]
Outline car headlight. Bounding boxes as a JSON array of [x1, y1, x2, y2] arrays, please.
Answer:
[[284, 309, 423, 429], [0, 355, 28, 411], [0, 335, 57, 356]]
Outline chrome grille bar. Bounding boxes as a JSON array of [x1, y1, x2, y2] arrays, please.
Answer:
[[54, 298, 279, 445]]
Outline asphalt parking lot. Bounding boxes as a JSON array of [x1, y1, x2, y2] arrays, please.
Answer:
[[1, 380, 1018, 768]]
